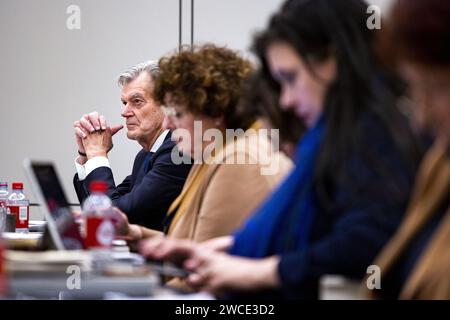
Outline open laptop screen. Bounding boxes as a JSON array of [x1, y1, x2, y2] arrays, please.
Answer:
[[31, 163, 69, 209], [25, 160, 85, 250]]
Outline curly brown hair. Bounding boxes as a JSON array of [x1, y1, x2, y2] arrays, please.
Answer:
[[154, 44, 255, 129]]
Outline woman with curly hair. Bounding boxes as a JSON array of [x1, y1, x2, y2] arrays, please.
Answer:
[[121, 44, 292, 247]]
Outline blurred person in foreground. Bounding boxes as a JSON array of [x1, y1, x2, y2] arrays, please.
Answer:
[[365, 0, 450, 299]]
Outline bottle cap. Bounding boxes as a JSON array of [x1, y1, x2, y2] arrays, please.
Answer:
[[0, 182, 7, 187], [89, 181, 107, 193], [12, 182, 23, 190]]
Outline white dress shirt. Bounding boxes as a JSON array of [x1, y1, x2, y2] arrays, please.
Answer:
[[75, 129, 170, 181]]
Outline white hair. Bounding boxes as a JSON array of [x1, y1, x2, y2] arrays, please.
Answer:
[[117, 60, 159, 88]]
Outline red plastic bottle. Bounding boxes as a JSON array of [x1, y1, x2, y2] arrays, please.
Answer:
[[82, 181, 115, 249]]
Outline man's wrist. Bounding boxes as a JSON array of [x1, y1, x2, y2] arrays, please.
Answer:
[[76, 155, 87, 166], [86, 151, 108, 160], [84, 155, 111, 177]]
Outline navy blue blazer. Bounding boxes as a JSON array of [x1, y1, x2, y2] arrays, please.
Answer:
[[73, 132, 192, 231]]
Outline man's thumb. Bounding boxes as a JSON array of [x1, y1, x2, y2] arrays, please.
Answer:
[[111, 125, 124, 135]]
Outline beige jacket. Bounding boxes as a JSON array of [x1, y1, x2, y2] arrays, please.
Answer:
[[165, 131, 292, 290], [167, 130, 293, 242], [366, 139, 450, 299]]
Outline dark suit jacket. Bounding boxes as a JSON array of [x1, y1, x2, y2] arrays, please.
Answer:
[[73, 132, 192, 231]]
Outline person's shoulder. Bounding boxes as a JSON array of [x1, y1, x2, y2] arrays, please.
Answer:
[[151, 134, 192, 171], [219, 130, 269, 161], [344, 111, 414, 192], [357, 111, 389, 137], [133, 148, 148, 163], [355, 111, 401, 156], [136, 148, 147, 156], [154, 131, 176, 155]]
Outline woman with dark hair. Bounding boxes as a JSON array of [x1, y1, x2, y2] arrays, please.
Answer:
[[237, 71, 305, 159], [366, 0, 450, 300], [141, 0, 422, 299]]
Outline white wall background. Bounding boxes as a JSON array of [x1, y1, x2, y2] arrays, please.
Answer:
[[0, 0, 392, 219]]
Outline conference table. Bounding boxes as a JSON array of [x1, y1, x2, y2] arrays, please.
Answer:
[[1, 221, 189, 300]]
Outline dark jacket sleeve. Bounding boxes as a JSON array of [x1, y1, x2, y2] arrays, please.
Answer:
[[73, 150, 145, 206], [277, 116, 416, 299], [84, 144, 191, 230], [73, 173, 88, 205]]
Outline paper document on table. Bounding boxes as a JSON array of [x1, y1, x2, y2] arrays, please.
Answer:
[[2, 232, 43, 240], [4, 250, 92, 273]]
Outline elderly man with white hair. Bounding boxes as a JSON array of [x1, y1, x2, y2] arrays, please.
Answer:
[[73, 61, 192, 231]]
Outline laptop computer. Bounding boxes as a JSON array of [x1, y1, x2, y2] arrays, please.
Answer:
[[23, 158, 85, 250], [22, 159, 190, 278]]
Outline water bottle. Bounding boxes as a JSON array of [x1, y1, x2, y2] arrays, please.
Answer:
[[0, 183, 7, 289], [0, 237, 7, 298], [7, 182, 29, 233], [0, 182, 8, 207], [0, 183, 8, 233], [82, 181, 115, 249]]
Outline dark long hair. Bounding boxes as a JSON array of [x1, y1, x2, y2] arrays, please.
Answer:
[[253, 0, 423, 208], [236, 70, 306, 146]]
